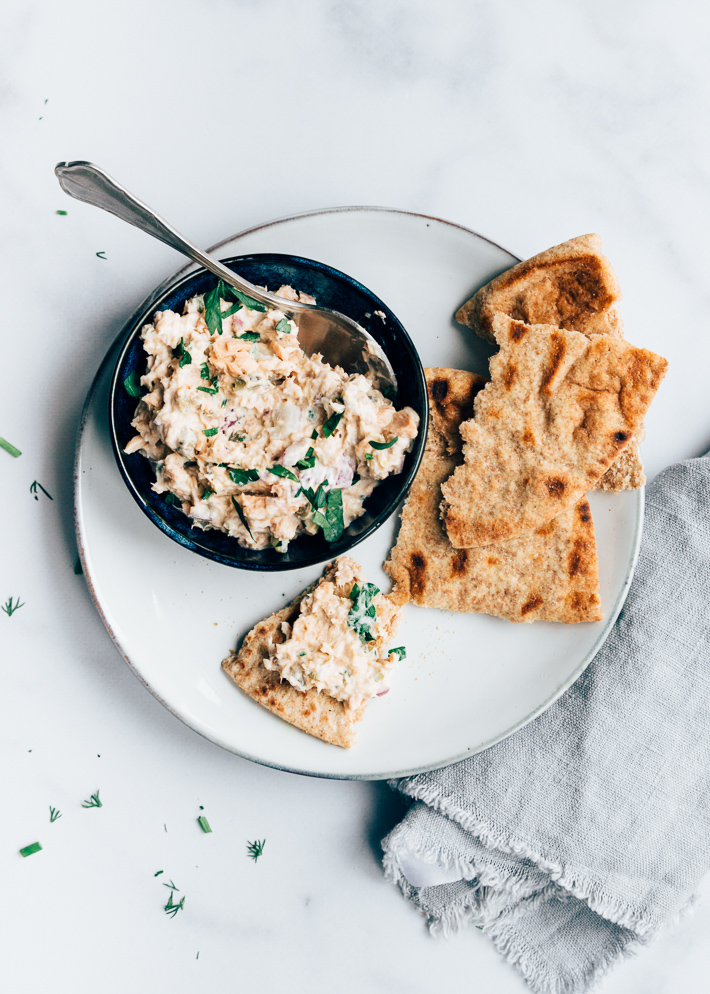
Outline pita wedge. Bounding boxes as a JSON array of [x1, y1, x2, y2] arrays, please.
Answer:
[[222, 558, 400, 748], [385, 368, 602, 623], [455, 234, 644, 491], [441, 315, 668, 549]]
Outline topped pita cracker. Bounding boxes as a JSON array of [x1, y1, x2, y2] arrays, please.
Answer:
[[385, 368, 602, 624], [222, 557, 403, 748], [440, 315, 668, 549]]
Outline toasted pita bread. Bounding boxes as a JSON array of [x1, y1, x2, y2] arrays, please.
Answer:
[[221, 559, 399, 748], [441, 316, 668, 549], [385, 369, 602, 623], [455, 234, 644, 491]]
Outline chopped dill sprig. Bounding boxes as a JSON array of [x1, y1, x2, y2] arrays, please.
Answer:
[[81, 790, 102, 808], [246, 839, 265, 862], [154, 870, 164, 877], [30, 481, 53, 501], [49, 806, 61, 823], [162, 879, 179, 891], [2, 596, 25, 617], [164, 889, 186, 918]]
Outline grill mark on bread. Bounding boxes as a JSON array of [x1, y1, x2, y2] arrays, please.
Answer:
[[429, 378, 449, 402], [451, 549, 468, 575], [541, 332, 567, 393], [409, 552, 427, 597], [546, 477, 566, 498], [577, 500, 592, 524], [509, 321, 528, 342], [521, 595, 544, 615]]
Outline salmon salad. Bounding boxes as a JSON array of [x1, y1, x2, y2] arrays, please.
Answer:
[[124, 282, 419, 552]]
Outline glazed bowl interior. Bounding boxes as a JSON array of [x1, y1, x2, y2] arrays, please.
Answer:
[[109, 253, 428, 571]]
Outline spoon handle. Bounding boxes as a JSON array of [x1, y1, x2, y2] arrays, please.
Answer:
[[54, 161, 307, 312]]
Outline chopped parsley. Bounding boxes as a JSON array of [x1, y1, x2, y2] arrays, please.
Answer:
[[20, 842, 42, 858], [246, 839, 265, 861], [237, 331, 261, 342], [231, 496, 253, 539], [370, 437, 398, 449], [229, 467, 259, 486], [269, 465, 298, 482], [165, 492, 182, 509], [0, 437, 22, 458], [177, 338, 191, 367], [275, 318, 291, 334], [223, 286, 267, 312], [201, 489, 213, 501], [299, 485, 344, 542], [81, 790, 102, 809], [295, 447, 316, 470], [348, 583, 380, 642], [322, 410, 343, 437], [365, 453, 373, 461], [197, 816, 212, 834], [200, 363, 210, 380], [311, 429, 318, 439], [123, 370, 142, 398], [203, 284, 225, 336], [388, 647, 407, 661], [202, 427, 219, 437]]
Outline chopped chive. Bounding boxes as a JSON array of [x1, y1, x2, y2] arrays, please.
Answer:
[[200, 362, 210, 380], [20, 842, 42, 857], [269, 465, 298, 482], [154, 870, 164, 877], [96, 251, 107, 260], [275, 318, 291, 334], [322, 410, 343, 437], [228, 467, 259, 486], [197, 386, 219, 395], [295, 447, 315, 471], [197, 816, 212, 834], [123, 370, 142, 398], [202, 427, 219, 437], [231, 496, 253, 539], [56, 209, 68, 215], [370, 437, 398, 449], [0, 437, 21, 458]]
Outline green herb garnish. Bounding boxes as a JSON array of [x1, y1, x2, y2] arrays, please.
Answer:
[[313, 488, 344, 542], [269, 465, 298, 482], [365, 453, 373, 461], [237, 331, 261, 342], [177, 338, 192, 367], [164, 890, 185, 918], [311, 429, 318, 439], [388, 647, 407, 661], [348, 583, 380, 642], [197, 816, 212, 834], [197, 385, 219, 395], [81, 790, 102, 809], [246, 839, 265, 861], [229, 467, 259, 486], [231, 496, 253, 539], [200, 363, 210, 380], [203, 285, 225, 336], [322, 410, 343, 437], [30, 481, 53, 501], [56, 209, 68, 215], [2, 596, 24, 617], [295, 447, 316, 471], [154, 870, 164, 877], [201, 489, 213, 501], [49, 806, 61, 822], [223, 286, 267, 312], [370, 437, 398, 449], [275, 318, 291, 334], [202, 427, 219, 437], [20, 842, 42, 857], [297, 483, 327, 511], [96, 251, 107, 260], [382, 384, 396, 400], [163, 879, 179, 891], [0, 437, 21, 458], [165, 492, 182, 509], [123, 370, 142, 398]]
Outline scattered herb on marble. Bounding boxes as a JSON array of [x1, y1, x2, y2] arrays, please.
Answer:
[[30, 481, 53, 501], [322, 410, 343, 437], [49, 806, 61, 823], [370, 437, 398, 450], [154, 870, 164, 877], [0, 437, 21, 458], [123, 371, 142, 398], [56, 209, 68, 215], [269, 465, 298, 482], [246, 839, 265, 862], [163, 879, 179, 891], [348, 583, 379, 642], [164, 890, 185, 919], [232, 496, 253, 539], [96, 251, 107, 260], [20, 842, 42, 857], [2, 596, 25, 617], [275, 318, 291, 334], [197, 816, 212, 834], [81, 790, 102, 809]]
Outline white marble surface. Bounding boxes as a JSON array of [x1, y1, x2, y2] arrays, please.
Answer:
[[1, 1, 709, 991]]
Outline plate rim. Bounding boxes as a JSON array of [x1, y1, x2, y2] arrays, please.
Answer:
[[74, 205, 645, 780]]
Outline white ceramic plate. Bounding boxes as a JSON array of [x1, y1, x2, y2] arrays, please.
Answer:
[[75, 208, 643, 780]]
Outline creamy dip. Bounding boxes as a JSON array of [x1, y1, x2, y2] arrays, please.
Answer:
[[266, 557, 404, 708], [125, 284, 419, 551]]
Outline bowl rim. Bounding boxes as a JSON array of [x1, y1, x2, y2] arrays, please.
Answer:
[[108, 251, 429, 571]]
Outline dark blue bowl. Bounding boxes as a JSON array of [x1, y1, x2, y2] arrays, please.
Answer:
[[109, 253, 428, 571]]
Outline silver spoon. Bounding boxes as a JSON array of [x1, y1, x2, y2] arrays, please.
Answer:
[[54, 161, 397, 394]]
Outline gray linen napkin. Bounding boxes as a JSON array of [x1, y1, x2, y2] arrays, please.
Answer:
[[382, 453, 710, 993]]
